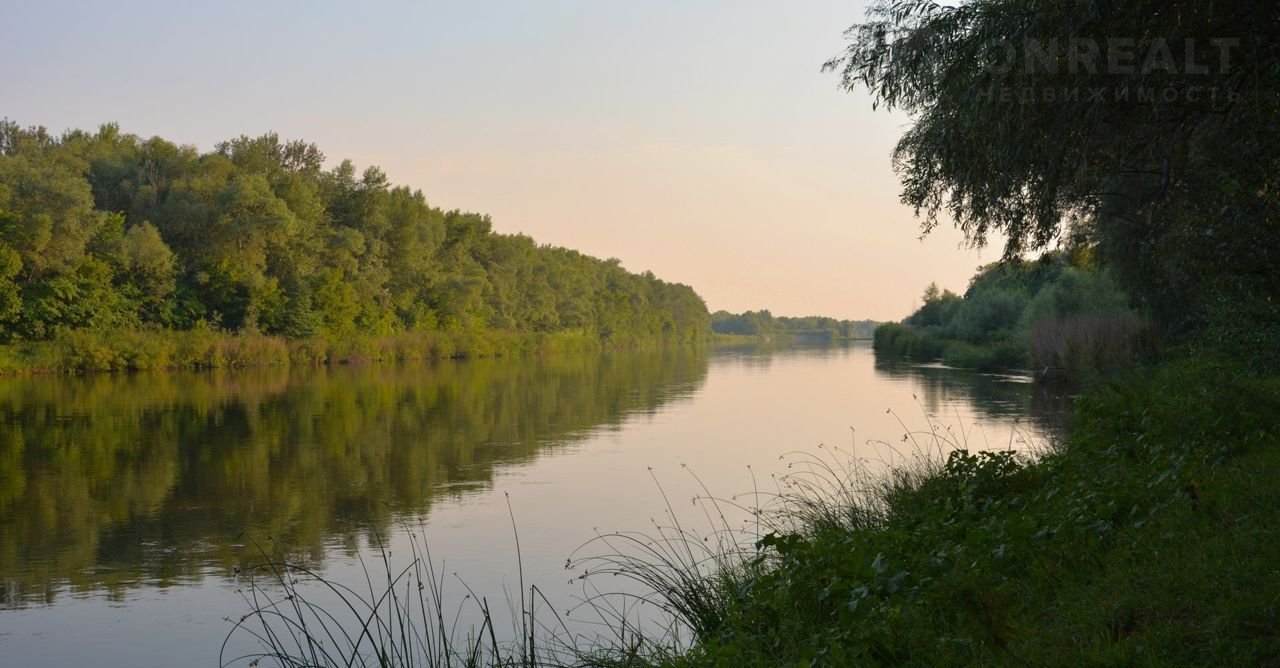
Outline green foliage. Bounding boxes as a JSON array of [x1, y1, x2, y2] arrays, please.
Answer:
[[0, 120, 711, 358], [907, 282, 960, 329], [826, 0, 1280, 367], [876, 253, 1146, 377], [1023, 267, 1128, 325], [947, 287, 1025, 345], [940, 339, 1025, 372]]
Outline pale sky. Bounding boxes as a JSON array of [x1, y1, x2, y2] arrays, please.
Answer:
[[2, 0, 997, 321]]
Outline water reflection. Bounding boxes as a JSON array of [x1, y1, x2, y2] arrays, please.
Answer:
[[0, 344, 1074, 615], [0, 348, 708, 607], [872, 354, 1072, 441]]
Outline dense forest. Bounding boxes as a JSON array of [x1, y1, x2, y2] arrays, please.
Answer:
[[0, 121, 709, 369], [711, 310, 878, 342]]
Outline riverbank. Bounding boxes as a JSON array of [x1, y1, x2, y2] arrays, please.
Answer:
[[215, 352, 1280, 667], [632, 356, 1280, 666], [0, 327, 665, 375]]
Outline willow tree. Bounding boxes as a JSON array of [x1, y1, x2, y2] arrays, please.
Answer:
[[827, 0, 1279, 358]]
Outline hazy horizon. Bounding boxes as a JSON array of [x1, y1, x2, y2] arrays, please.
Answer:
[[2, 0, 1001, 321]]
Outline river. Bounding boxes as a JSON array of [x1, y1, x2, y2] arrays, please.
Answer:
[[0, 342, 1068, 666]]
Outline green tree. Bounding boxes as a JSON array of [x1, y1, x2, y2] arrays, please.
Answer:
[[0, 246, 23, 336], [0, 122, 712, 348], [0, 146, 102, 278], [827, 0, 1279, 358], [118, 222, 178, 321], [909, 283, 961, 329]]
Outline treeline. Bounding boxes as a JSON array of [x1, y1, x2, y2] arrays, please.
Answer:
[[711, 309, 878, 342], [0, 121, 710, 369], [875, 251, 1149, 376]]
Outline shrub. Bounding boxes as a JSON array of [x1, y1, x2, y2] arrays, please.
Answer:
[[873, 322, 909, 352], [114, 328, 177, 370], [1023, 267, 1130, 325], [948, 287, 1028, 344], [287, 337, 331, 365], [941, 339, 1028, 370]]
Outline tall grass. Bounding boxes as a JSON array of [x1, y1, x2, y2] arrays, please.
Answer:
[[222, 517, 583, 668], [1029, 311, 1151, 381], [0, 327, 613, 375], [566, 466, 762, 649]]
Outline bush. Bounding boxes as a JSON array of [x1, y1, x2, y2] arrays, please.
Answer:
[[1023, 267, 1130, 325], [948, 287, 1027, 344], [287, 337, 331, 365], [872, 322, 909, 352], [941, 339, 1028, 370]]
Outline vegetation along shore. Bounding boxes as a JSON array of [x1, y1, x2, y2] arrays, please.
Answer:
[[0, 122, 710, 373]]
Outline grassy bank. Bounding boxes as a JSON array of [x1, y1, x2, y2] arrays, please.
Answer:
[[635, 357, 1280, 666], [0, 327, 641, 374]]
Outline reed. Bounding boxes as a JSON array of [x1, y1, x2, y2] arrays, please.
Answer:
[[1029, 311, 1150, 381], [222, 517, 581, 668], [0, 326, 620, 375]]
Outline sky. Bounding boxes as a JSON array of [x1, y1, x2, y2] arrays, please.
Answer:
[[2, 0, 999, 321]]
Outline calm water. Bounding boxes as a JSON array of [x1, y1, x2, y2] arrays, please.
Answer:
[[0, 343, 1067, 666]]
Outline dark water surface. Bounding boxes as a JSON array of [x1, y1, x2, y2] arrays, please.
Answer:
[[0, 343, 1067, 666]]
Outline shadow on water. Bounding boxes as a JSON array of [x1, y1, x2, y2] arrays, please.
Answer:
[[713, 340, 1072, 442], [872, 351, 1074, 442], [709, 339, 859, 371], [0, 348, 709, 607]]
